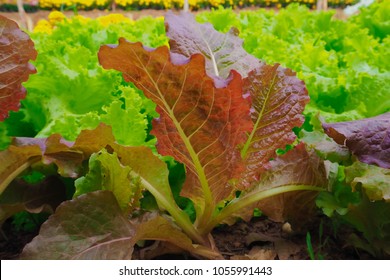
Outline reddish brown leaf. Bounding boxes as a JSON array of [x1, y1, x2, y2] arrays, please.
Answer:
[[238, 64, 310, 189], [0, 15, 37, 121], [98, 40, 253, 218], [21, 191, 136, 259]]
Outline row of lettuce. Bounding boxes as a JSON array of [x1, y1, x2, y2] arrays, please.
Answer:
[[0, 1, 389, 258], [0, 0, 356, 11]]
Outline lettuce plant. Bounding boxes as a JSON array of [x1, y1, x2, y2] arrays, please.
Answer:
[[1, 12, 329, 259]]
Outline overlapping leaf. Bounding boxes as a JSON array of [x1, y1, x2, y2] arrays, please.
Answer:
[[98, 40, 253, 220], [165, 11, 259, 79], [323, 112, 390, 169], [0, 15, 37, 121], [164, 13, 309, 189], [21, 191, 221, 260], [227, 144, 327, 226], [238, 64, 309, 188]]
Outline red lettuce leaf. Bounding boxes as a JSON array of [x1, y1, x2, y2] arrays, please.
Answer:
[[98, 40, 253, 222], [323, 112, 390, 169], [238, 64, 310, 188], [0, 15, 37, 121], [165, 11, 259, 79]]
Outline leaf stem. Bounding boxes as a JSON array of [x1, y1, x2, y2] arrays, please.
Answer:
[[137, 173, 206, 246], [202, 185, 324, 234]]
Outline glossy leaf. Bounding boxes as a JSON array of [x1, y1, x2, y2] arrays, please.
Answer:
[[323, 112, 390, 169], [165, 11, 259, 79], [0, 15, 37, 121], [238, 64, 310, 188], [98, 40, 253, 223]]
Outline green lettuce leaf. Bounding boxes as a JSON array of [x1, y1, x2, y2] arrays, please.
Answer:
[[345, 161, 390, 202], [74, 149, 142, 212]]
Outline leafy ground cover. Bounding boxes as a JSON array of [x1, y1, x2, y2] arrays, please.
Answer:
[[0, 2, 389, 259]]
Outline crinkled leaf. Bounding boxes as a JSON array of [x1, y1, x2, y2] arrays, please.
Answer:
[[98, 40, 252, 223], [165, 11, 258, 79], [345, 161, 390, 202], [323, 112, 390, 169], [0, 15, 37, 121], [0, 176, 67, 225], [238, 64, 310, 188], [74, 149, 142, 212], [21, 191, 136, 259], [233, 144, 327, 226]]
